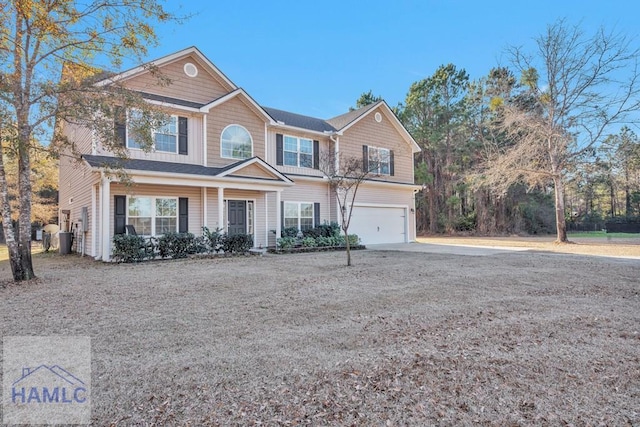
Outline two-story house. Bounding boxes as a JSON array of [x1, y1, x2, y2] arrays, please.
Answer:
[[58, 47, 421, 261]]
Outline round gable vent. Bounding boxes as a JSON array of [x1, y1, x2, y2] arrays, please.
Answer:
[[374, 112, 382, 123], [184, 62, 198, 78]]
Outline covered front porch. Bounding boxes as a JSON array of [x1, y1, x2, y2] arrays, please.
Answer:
[[84, 156, 294, 261]]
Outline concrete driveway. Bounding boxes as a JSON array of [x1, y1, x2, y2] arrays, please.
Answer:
[[366, 242, 531, 256]]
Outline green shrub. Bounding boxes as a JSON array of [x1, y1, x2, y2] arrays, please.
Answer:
[[157, 232, 196, 259], [277, 236, 296, 249], [301, 236, 318, 247], [314, 236, 335, 247], [112, 234, 150, 263], [221, 233, 253, 254], [335, 234, 360, 246], [202, 226, 224, 253], [190, 236, 209, 254], [281, 227, 299, 238], [302, 221, 341, 239]]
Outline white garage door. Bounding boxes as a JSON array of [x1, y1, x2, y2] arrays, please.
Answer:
[[349, 206, 406, 244]]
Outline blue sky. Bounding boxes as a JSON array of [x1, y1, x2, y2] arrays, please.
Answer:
[[135, 0, 639, 120]]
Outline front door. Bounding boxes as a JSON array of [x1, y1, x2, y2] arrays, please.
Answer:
[[227, 200, 247, 236]]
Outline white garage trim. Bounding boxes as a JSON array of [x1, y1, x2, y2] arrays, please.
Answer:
[[349, 204, 409, 244]]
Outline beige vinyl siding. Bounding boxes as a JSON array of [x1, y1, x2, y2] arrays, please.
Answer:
[[124, 113, 204, 164], [281, 180, 332, 223], [124, 56, 232, 104], [207, 97, 267, 167], [229, 163, 277, 179], [266, 130, 327, 177], [110, 184, 202, 237], [58, 136, 99, 255], [59, 121, 98, 254], [62, 121, 94, 156], [339, 106, 415, 184]]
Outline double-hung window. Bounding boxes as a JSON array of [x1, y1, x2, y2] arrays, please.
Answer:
[[127, 110, 179, 153], [128, 196, 178, 236], [368, 146, 391, 175], [284, 202, 314, 231], [284, 136, 313, 168]]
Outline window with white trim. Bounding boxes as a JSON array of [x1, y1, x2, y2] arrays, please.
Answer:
[[128, 196, 177, 236], [368, 146, 391, 175], [127, 110, 179, 153], [284, 202, 314, 231], [221, 124, 253, 159], [284, 135, 313, 168]]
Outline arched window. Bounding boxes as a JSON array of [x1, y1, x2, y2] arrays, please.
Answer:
[[221, 125, 253, 160]]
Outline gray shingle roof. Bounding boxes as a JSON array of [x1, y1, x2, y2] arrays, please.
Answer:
[[139, 92, 205, 109], [326, 101, 381, 131], [83, 155, 234, 176], [263, 107, 336, 133]]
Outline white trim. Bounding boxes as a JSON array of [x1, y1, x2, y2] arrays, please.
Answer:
[[367, 145, 391, 176], [349, 203, 410, 244], [91, 184, 97, 258], [264, 122, 269, 162], [264, 192, 269, 248], [202, 115, 208, 166], [217, 188, 224, 230], [202, 188, 208, 229], [275, 191, 282, 239], [183, 62, 198, 77], [339, 102, 421, 153], [224, 197, 257, 239], [100, 174, 111, 261], [352, 202, 409, 209], [270, 122, 333, 137], [283, 201, 315, 231], [217, 157, 294, 183], [145, 99, 201, 113], [220, 124, 253, 160], [88, 168, 294, 191], [127, 111, 180, 154], [200, 88, 276, 124], [95, 46, 237, 90], [126, 195, 179, 236], [282, 134, 314, 168]]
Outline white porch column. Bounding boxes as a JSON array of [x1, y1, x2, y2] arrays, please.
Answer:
[[100, 175, 111, 261], [275, 190, 282, 238], [202, 187, 208, 229], [91, 184, 97, 258], [217, 187, 225, 231], [264, 192, 269, 247]]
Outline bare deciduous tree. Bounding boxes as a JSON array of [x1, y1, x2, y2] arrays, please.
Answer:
[[481, 19, 640, 242], [319, 149, 370, 266]]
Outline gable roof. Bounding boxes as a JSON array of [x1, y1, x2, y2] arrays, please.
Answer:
[[326, 102, 380, 131], [330, 101, 421, 153], [94, 46, 237, 91], [82, 155, 293, 183], [202, 89, 275, 123], [263, 107, 337, 133]]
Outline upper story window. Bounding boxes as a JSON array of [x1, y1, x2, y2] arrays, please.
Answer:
[[127, 110, 179, 153], [221, 125, 253, 160], [368, 146, 391, 175], [284, 135, 313, 168], [276, 134, 318, 169]]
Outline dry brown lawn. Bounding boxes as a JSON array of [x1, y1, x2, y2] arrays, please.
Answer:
[[1, 243, 639, 425]]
